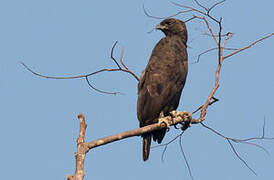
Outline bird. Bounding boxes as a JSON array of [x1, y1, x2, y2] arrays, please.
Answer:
[[137, 18, 188, 161]]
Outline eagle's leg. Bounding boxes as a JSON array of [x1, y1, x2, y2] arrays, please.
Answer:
[[169, 111, 179, 129], [158, 111, 171, 130]]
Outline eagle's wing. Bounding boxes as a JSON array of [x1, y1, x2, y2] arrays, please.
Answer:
[[137, 37, 188, 126]]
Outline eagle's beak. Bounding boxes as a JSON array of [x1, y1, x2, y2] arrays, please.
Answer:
[[156, 24, 167, 30]]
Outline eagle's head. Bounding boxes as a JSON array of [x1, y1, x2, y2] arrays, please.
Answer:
[[156, 18, 187, 42]]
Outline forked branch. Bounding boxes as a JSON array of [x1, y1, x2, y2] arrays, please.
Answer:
[[200, 121, 274, 175], [21, 41, 139, 95], [67, 111, 195, 179]]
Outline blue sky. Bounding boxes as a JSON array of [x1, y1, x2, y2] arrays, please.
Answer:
[[1, 0, 274, 179]]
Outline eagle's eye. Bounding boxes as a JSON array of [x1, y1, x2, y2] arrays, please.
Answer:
[[165, 21, 172, 25]]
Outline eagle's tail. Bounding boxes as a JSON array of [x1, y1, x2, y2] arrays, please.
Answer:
[[142, 134, 152, 161]]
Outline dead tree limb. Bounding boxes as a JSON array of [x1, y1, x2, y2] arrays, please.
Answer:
[[223, 33, 274, 60], [67, 111, 193, 179], [86, 111, 194, 149], [67, 114, 89, 180], [21, 41, 139, 95]]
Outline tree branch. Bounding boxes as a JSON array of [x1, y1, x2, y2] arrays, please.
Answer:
[[66, 111, 195, 178], [21, 41, 139, 95], [86, 111, 195, 149], [200, 121, 274, 175], [223, 33, 274, 60], [67, 113, 89, 180]]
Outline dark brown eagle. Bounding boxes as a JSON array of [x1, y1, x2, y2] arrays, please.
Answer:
[[137, 18, 188, 161]]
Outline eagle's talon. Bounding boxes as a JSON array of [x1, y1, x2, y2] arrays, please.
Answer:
[[158, 116, 171, 130], [159, 111, 165, 118]]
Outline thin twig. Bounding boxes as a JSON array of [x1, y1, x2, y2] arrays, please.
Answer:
[[85, 77, 120, 95], [21, 41, 139, 95], [110, 41, 122, 69], [109, 41, 139, 81], [200, 121, 274, 174], [223, 33, 274, 60], [193, 16, 218, 44], [120, 47, 128, 70], [193, 0, 208, 11], [171, 1, 220, 23], [151, 132, 183, 162], [201, 32, 233, 38], [179, 134, 194, 180], [227, 139, 257, 175], [222, 32, 234, 47], [192, 47, 237, 64], [208, 0, 226, 13], [192, 97, 219, 114], [142, 3, 193, 20]]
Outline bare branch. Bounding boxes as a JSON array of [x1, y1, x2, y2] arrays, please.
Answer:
[[192, 47, 237, 64], [110, 41, 122, 69], [239, 141, 269, 155], [67, 113, 89, 180], [151, 132, 194, 179], [21, 61, 123, 94], [196, 15, 223, 121], [222, 32, 235, 47], [192, 96, 219, 114], [200, 122, 273, 148], [21, 61, 121, 79], [171, 1, 220, 23], [223, 33, 274, 60], [142, 3, 165, 20], [193, 16, 218, 45], [109, 41, 140, 81], [240, 119, 274, 142], [86, 123, 166, 149], [119, 47, 128, 70], [171, 2, 207, 17], [142, 3, 193, 20], [21, 41, 139, 95], [184, 16, 197, 23], [227, 139, 257, 175], [151, 132, 183, 162], [200, 121, 274, 175], [199, 62, 221, 120], [86, 111, 195, 149], [85, 77, 120, 95], [179, 135, 194, 180], [193, 0, 208, 11], [208, 0, 226, 13], [201, 32, 233, 38]]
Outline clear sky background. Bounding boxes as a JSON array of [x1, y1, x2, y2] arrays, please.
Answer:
[[1, 0, 273, 180]]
